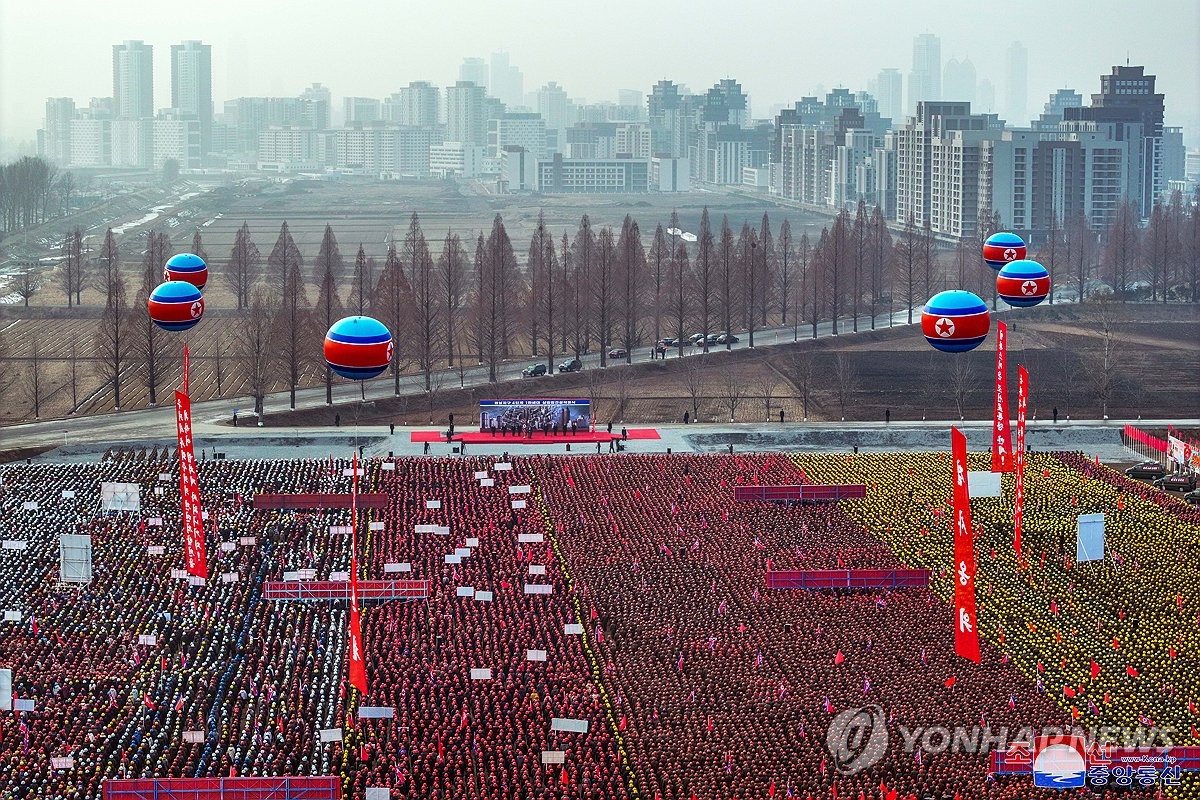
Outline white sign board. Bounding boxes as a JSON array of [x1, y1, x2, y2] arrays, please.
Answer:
[[511, 500, 527, 509], [358, 707, 394, 719], [474, 591, 493, 602], [967, 471, 1003, 498], [470, 668, 492, 680], [425, 500, 442, 509], [342, 468, 364, 477], [330, 571, 349, 582], [524, 584, 553, 595], [369, 522, 385, 532], [59, 534, 93, 584], [466, 537, 479, 547], [183, 731, 205, 743], [1077, 513, 1106, 562], [328, 525, 352, 536], [541, 751, 566, 765], [564, 623, 583, 635], [187, 576, 206, 587], [0, 668, 10, 711], [527, 649, 547, 662], [456, 586, 475, 597], [319, 728, 343, 742], [550, 718, 589, 733], [171, 568, 188, 580], [158, 473, 173, 482], [51, 756, 74, 770], [100, 482, 141, 512], [474, 471, 489, 479], [495, 462, 512, 471], [137, 634, 157, 646], [480, 478, 495, 487], [518, 533, 543, 543], [13, 699, 34, 712], [454, 547, 471, 558], [529, 565, 546, 575], [3, 611, 20, 622], [445, 554, 461, 564], [220, 573, 239, 584], [509, 485, 531, 495], [239, 537, 256, 546], [2, 540, 27, 550], [384, 563, 410, 573], [366, 788, 390, 800], [219, 542, 235, 552], [380, 462, 395, 472], [61, 490, 75, 499], [147, 517, 163, 527]]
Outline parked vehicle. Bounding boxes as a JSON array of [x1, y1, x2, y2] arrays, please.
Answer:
[[1124, 461, 1167, 480], [557, 358, 582, 373], [717, 334, 740, 344], [1154, 473, 1197, 492], [522, 363, 547, 378], [607, 348, 628, 359], [1184, 488, 1200, 506]]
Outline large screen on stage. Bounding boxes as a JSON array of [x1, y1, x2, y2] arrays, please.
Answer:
[[479, 399, 591, 431]]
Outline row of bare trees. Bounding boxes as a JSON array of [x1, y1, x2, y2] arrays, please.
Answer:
[[0, 156, 78, 233]]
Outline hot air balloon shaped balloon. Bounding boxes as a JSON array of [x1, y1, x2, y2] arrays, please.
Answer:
[[324, 316, 393, 380], [982, 232, 1026, 270], [997, 259, 1050, 308], [163, 252, 208, 290], [148, 281, 205, 332], [921, 290, 990, 353]]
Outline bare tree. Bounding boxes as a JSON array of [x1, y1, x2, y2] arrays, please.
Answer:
[[694, 208, 716, 352], [94, 271, 129, 410], [558, 231, 573, 356], [832, 351, 857, 421], [67, 335, 81, 413], [130, 230, 175, 406], [754, 369, 781, 422], [682, 353, 707, 417], [376, 240, 412, 393], [1186, 189, 1200, 303], [1087, 298, 1124, 418], [25, 338, 42, 419], [851, 200, 869, 332], [211, 329, 225, 397], [1103, 199, 1140, 300], [473, 215, 522, 382], [527, 213, 551, 358], [438, 232, 467, 367], [15, 267, 39, 307], [95, 228, 119, 306], [348, 245, 375, 316], [949, 353, 977, 420], [824, 210, 851, 335], [225, 222, 261, 310], [565, 222, 591, 359], [788, 349, 814, 421], [268, 221, 309, 410], [649, 222, 669, 350], [240, 289, 276, 419], [757, 212, 774, 329], [409, 218, 442, 392], [314, 224, 344, 404], [1143, 200, 1171, 303], [1065, 212, 1094, 303], [778, 219, 793, 332], [60, 228, 84, 307], [797, 231, 812, 339], [669, 243, 692, 358], [717, 216, 736, 349], [190, 229, 210, 270], [615, 214, 646, 363], [868, 206, 892, 329], [720, 366, 744, 422], [594, 225, 616, 366], [894, 214, 921, 325]]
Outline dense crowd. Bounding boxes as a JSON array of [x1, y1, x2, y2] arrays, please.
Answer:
[[1, 448, 1195, 799]]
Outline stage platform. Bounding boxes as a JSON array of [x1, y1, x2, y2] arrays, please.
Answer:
[[411, 429, 661, 445]]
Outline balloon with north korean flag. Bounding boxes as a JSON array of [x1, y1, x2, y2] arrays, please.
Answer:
[[147, 281, 205, 332], [323, 316, 393, 380], [921, 290, 991, 353], [997, 259, 1050, 307], [163, 252, 208, 290], [982, 232, 1026, 270]]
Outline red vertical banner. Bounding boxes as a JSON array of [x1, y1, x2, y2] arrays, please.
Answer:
[[951, 427, 981, 663], [347, 453, 368, 695], [991, 321, 1013, 472], [182, 344, 190, 395], [1014, 366, 1029, 558], [174, 390, 207, 579]]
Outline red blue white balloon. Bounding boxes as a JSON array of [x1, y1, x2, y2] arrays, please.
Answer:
[[148, 281, 205, 332], [324, 316, 393, 380], [997, 259, 1050, 307], [982, 232, 1026, 270], [921, 290, 990, 353], [163, 252, 208, 290]]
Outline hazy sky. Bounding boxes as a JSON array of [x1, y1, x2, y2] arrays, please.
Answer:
[[2, 0, 1198, 145]]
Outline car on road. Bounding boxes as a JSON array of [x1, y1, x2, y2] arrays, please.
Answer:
[[704, 334, 720, 345], [558, 358, 582, 373], [717, 333, 740, 344], [1185, 488, 1200, 506], [1124, 461, 1167, 480], [522, 363, 547, 378], [1153, 473, 1197, 492], [689, 333, 706, 344], [608, 348, 627, 359]]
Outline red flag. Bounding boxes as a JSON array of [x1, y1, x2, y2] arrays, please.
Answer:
[[886, 790, 898, 800], [944, 675, 957, 688], [173, 695, 184, 713], [561, 766, 569, 787], [143, 693, 157, 711], [991, 322, 1013, 472], [769, 782, 776, 798], [175, 391, 207, 579], [347, 453, 369, 696], [951, 427, 981, 663], [834, 650, 845, 665], [1090, 661, 1101, 680], [1126, 665, 1139, 678], [1064, 686, 1076, 698], [1013, 366, 1028, 555]]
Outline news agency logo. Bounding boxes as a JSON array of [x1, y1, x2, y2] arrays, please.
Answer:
[[825, 705, 887, 775]]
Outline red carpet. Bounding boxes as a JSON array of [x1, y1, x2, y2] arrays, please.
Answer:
[[411, 429, 660, 444]]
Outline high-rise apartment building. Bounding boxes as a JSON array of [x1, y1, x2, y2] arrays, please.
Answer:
[[874, 69, 903, 123], [39, 98, 76, 164], [942, 58, 976, 104], [1032, 89, 1083, 129], [300, 83, 331, 129], [446, 81, 487, 146], [343, 97, 382, 124], [1005, 42, 1029, 126], [908, 34, 941, 112], [113, 40, 153, 119], [170, 40, 213, 158], [537, 82, 571, 153], [489, 52, 523, 107], [459, 58, 489, 91], [487, 112, 545, 159], [393, 81, 440, 127]]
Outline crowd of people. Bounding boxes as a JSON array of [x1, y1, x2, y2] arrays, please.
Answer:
[[1, 447, 1194, 799]]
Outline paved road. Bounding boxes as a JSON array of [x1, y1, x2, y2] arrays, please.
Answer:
[[1, 308, 1007, 452]]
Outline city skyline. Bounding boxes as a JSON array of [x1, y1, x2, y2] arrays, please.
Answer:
[[2, 0, 1197, 151]]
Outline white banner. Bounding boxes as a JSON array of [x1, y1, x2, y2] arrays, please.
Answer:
[[220, 572, 239, 584], [445, 554, 461, 564], [171, 568, 188, 579], [425, 500, 442, 509], [342, 468, 364, 477], [158, 473, 173, 482], [967, 471, 1002, 498], [219, 542, 235, 552], [319, 728, 343, 742], [541, 750, 565, 764], [2, 540, 27, 550], [564, 623, 583, 635], [137, 634, 157, 646], [330, 571, 349, 582], [50, 756, 73, 770], [474, 471, 489, 479], [480, 478, 495, 487], [524, 584, 553, 595], [358, 706, 395, 719], [384, 562, 410, 573], [465, 537, 479, 547], [550, 718, 589, 733], [414, 524, 441, 534], [239, 537, 256, 546], [456, 586, 475, 597], [509, 485, 531, 495], [183, 731, 205, 743], [0, 668, 10, 711], [511, 500, 527, 509], [20, 501, 37, 511], [13, 698, 34, 712], [369, 521, 385, 531], [1077, 513, 1106, 562], [528, 565, 546, 575], [60, 534, 92, 584], [527, 649, 547, 662], [147, 517, 163, 527], [470, 668, 492, 680], [495, 463, 512, 471], [380, 462, 395, 472], [454, 547, 471, 558], [100, 482, 140, 512], [518, 533, 543, 543], [366, 788, 390, 800], [328, 525, 352, 536], [474, 591, 493, 602], [187, 576, 206, 587], [61, 490, 75, 499], [3, 611, 20, 622]]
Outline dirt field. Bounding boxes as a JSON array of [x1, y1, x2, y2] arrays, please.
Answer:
[[270, 303, 1200, 427]]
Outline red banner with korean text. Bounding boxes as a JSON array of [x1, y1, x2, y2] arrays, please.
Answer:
[[1014, 366, 1028, 558], [991, 321, 1013, 472], [174, 390, 207, 579], [347, 453, 368, 695], [951, 426, 981, 663]]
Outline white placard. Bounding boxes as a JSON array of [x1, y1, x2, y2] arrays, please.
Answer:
[[524, 584, 553, 595], [51, 756, 74, 770], [138, 634, 157, 646], [297, 569, 315, 580], [470, 668, 492, 680], [154, 487, 165, 496], [967, 471, 1002, 498], [550, 718, 589, 733], [100, 482, 140, 512], [201, 511, 209, 521], [541, 750, 565, 764], [495, 462, 512, 471], [158, 473, 172, 482], [474, 591, 493, 602], [319, 728, 343, 742], [1077, 513, 1106, 562], [188, 576, 206, 587], [527, 649, 547, 662], [239, 537, 256, 546], [466, 537, 479, 547], [183, 731, 205, 743], [529, 565, 546, 575], [358, 706, 395, 719], [282, 571, 301, 580], [2, 540, 27, 550], [436, 525, 450, 535], [13, 698, 35, 712], [380, 462, 395, 471], [220, 572, 239, 584], [342, 468, 364, 477], [60, 534, 92, 584], [366, 788, 390, 800], [564, 623, 583, 635], [0, 668, 10, 712], [480, 478, 495, 487], [3, 611, 20, 622], [148, 546, 166, 556], [414, 524, 440, 534], [509, 485, 531, 495], [61, 490, 76, 499], [474, 471, 489, 479], [328, 525, 352, 536], [219, 542, 235, 552], [330, 571, 349, 582], [456, 586, 475, 597], [445, 554, 461, 564], [511, 499, 527, 509], [171, 569, 188, 579], [148, 517, 163, 527], [518, 533, 543, 543], [454, 547, 471, 558], [369, 521, 385, 531], [20, 502, 37, 511], [383, 562, 410, 573], [426, 500, 442, 509]]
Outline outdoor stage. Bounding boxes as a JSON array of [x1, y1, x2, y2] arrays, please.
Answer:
[[411, 429, 662, 445]]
